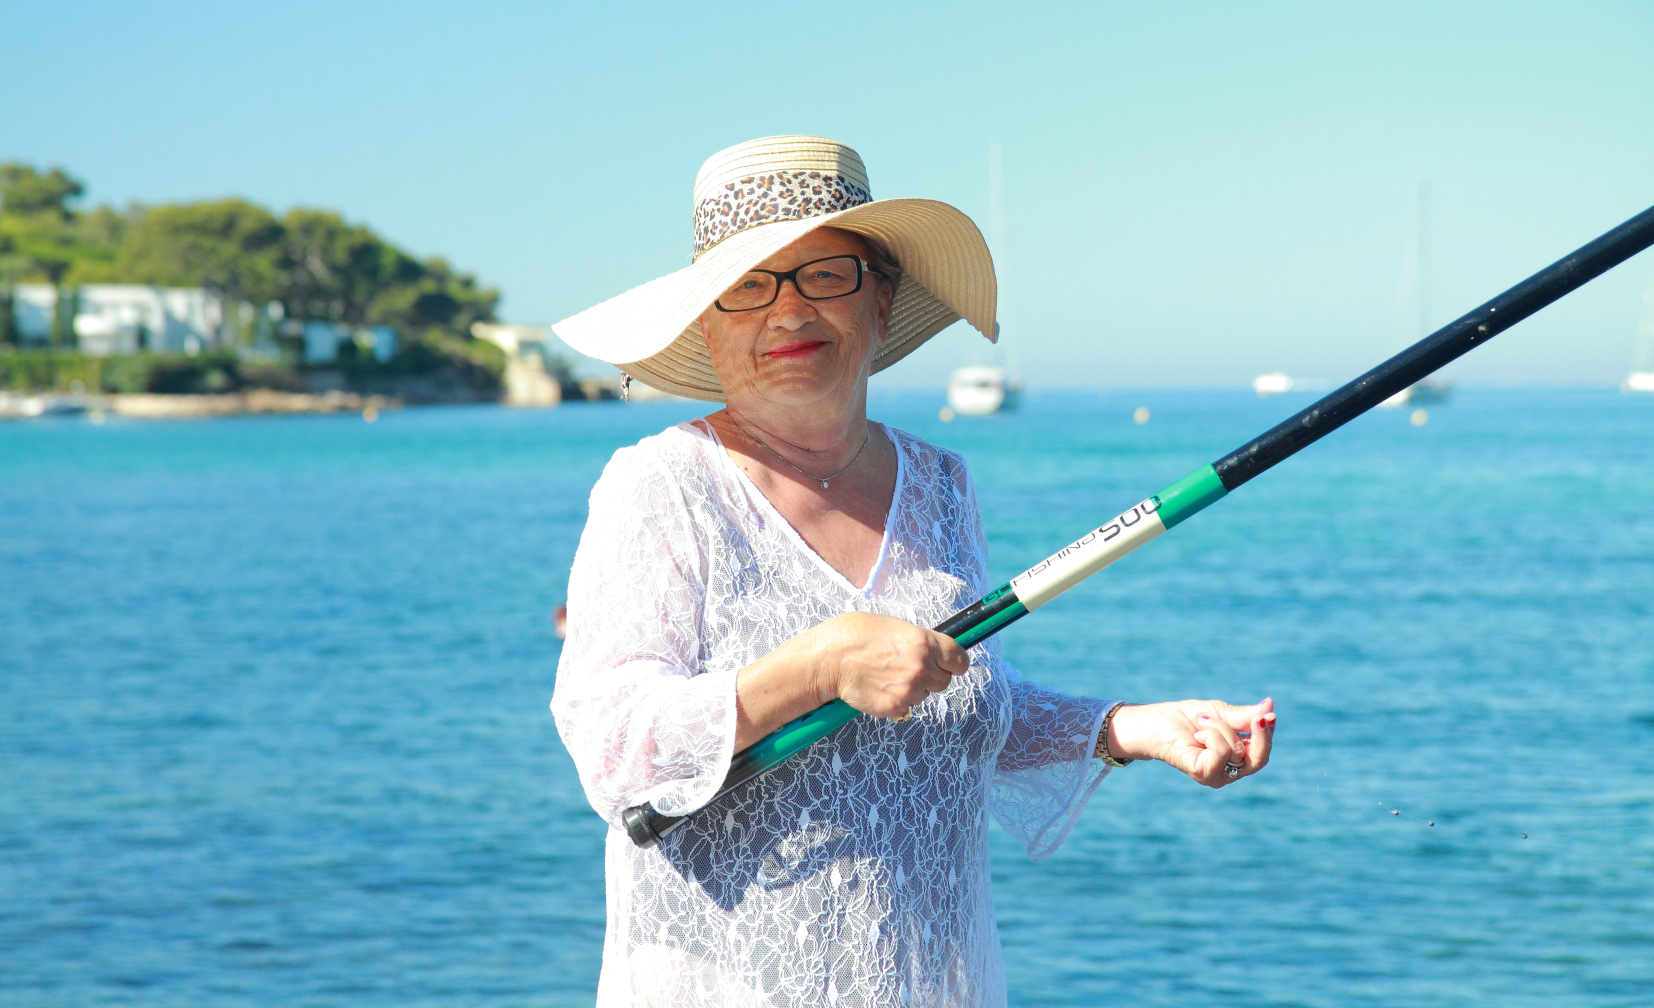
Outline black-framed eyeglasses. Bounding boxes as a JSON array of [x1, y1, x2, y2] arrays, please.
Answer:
[[713, 255, 884, 312]]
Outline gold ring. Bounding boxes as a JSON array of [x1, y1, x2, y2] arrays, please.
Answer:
[[892, 708, 912, 723]]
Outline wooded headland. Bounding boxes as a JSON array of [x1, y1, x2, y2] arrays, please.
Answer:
[[0, 163, 581, 403]]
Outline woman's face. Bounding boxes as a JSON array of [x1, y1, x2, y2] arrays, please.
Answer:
[[699, 228, 893, 412]]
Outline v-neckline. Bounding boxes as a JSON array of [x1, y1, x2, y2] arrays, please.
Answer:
[[689, 419, 904, 596]]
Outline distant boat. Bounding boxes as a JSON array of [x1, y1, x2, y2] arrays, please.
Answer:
[[1623, 372, 1654, 394], [1252, 372, 1293, 397], [1379, 181, 1453, 409], [1379, 378, 1453, 408], [0, 392, 90, 419], [948, 365, 1020, 416], [947, 144, 1023, 417]]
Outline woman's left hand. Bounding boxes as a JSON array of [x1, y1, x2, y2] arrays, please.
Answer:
[[1107, 698, 1275, 788]]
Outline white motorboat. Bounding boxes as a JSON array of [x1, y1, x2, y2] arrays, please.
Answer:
[[1252, 372, 1293, 397], [1623, 372, 1654, 393], [0, 392, 91, 419]]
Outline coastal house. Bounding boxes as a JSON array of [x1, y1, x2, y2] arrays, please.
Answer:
[[5, 285, 393, 364], [301, 322, 397, 363], [10, 283, 228, 355]]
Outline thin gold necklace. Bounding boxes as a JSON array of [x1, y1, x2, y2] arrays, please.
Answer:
[[736, 421, 871, 490]]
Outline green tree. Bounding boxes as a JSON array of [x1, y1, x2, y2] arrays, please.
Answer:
[[115, 200, 284, 305], [0, 165, 89, 287], [0, 164, 100, 346], [278, 208, 410, 325], [64, 205, 135, 283], [0, 212, 79, 285], [0, 286, 16, 346], [365, 255, 498, 336], [278, 208, 497, 338], [0, 165, 83, 217]]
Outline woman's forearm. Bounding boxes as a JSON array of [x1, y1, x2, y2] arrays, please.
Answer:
[[733, 632, 833, 750]]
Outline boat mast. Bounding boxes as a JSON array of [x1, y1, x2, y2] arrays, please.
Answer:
[[1416, 180, 1431, 341], [989, 140, 1021, 386]]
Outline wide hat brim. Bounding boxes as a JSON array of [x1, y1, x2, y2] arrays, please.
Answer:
[[550, 199, 997, 402]]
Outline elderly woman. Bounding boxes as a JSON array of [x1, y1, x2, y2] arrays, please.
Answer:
[[551, 136, 1275, 1006]]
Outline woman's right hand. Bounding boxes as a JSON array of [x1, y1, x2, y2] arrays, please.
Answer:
[[804, 611, 969, 719], [734, 612, 969, 749]]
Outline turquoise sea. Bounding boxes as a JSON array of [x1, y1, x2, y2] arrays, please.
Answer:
[[2, 389, 1651, 1006]]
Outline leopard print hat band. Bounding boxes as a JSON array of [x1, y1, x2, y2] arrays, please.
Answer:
[[691, 137, 874, 257]]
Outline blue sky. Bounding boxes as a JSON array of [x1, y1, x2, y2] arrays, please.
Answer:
[[4, 1, 1651, 387]]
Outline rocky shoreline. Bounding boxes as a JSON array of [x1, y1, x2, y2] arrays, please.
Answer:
[[108, 390, 400, 418], [1, 369, 631, 419], [0, 389, 399, 419]]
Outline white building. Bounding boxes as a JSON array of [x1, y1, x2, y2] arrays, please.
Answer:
[[7, 284, 400, 364], [472, 322, 560, 406], [10, 286, 60, 344], [11, 283, 228, 355]]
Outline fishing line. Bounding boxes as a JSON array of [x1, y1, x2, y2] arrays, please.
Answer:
[[1303, 771, 1650, 842], [1368, 799, 1647, 839]]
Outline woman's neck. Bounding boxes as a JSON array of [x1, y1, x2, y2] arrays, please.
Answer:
[[719, 389, 871, 470]]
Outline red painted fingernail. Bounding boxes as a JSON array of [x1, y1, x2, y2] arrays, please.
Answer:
[[1198, 714, 1211, 721]]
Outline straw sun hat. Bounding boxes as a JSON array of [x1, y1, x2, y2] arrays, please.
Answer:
[[551, 135, 998, 401]]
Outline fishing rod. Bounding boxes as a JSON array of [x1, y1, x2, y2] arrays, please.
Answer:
[[621, 201, 1654, 849]]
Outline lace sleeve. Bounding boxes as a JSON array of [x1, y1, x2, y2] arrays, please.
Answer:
[[989, 652, 1113, 861], [956, 466, 1114, 861], [551, 446, 737, 824]]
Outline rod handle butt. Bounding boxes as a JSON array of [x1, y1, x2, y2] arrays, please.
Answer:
[[621, 803, 684, 848]]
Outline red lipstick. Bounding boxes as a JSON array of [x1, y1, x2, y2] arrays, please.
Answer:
[[764, 340, 827, 360]]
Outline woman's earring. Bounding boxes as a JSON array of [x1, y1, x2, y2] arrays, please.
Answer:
[[620, 372, 631, 402]]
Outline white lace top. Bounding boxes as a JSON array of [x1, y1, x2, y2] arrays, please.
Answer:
[[552, 421, 1115, 1007]]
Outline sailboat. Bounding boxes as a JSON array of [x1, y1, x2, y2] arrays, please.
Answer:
[[1623, 266, 1654, 394], [1381, 378, 1452, 407], [948, 142, 1021, 416], [948, 363, 1019, 415], [1379, 182, 1453, 409]]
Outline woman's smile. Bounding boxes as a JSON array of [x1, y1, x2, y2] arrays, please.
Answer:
[[764, 339, 828, 360]]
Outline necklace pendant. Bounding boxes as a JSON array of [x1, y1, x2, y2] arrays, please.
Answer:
[[820, 479, 830, 489]]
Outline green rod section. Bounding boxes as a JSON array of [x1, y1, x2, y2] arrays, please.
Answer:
[[1155, 464, 1228, 529]]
